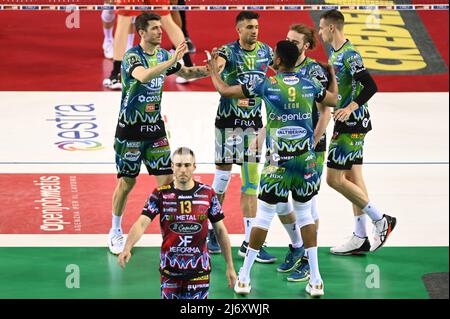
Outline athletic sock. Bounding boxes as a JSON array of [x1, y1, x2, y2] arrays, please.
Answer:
[[282, 222, 303, 248], [362, 202, 383, 222], [243, 217, 254, 243], [354, 214, 368, 238], [306, 247, 322, 285]]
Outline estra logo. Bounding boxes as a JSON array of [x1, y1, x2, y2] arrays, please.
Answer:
[[48, 104, 105, 151]]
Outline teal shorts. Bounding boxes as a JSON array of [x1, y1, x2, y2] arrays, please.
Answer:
[[114, 136, 172, 178], [327, 132, 365, 170]]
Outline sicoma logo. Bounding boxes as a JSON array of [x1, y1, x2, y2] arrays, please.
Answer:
[[47, 104, 104, 151]]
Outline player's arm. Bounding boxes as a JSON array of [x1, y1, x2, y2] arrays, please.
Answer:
[[212, 220, 237, 289], [314, 103, 332, 148], [318, 63, 338, 107], [131, 42, 188, 83], [334, 53, 378, 122], [176, 65, 210, 79], [207, 49, 246, 98], [118, 215, 151, 269]]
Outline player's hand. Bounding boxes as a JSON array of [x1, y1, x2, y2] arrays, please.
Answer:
[[118, 250, 132, 269], [226, 267, 237, 289], [333, 105, 353, 122], [174, 42, 188, 61], [205, 48, 219, 73]]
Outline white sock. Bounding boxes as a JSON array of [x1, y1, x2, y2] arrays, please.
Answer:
[[126, 33, 135, 50], [208, 220, 213, 231], [111, 213, 122, 230], [282, 222, 303, 248], [103, 28, 113, 42], [306, 247, 322, 285], [362, 202, 383, 221], [311, 195, 319, 221], [239, 247, 259, 283], [243, 217, 254, 243], [354, 214, 368, 238]]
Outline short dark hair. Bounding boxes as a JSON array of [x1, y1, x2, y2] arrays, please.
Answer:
[[172, 147, 196, 163], [275, 40, 300, 69], [289, 24, 318, 50], [320, 9, 345, 30], [135, 12, 161, 33], [236, 11, 259, 25]]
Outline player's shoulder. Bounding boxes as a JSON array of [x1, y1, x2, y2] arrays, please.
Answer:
[[256, 41, 273, 51], [342, 42, 362, 59], [195, 182, 213, 193]]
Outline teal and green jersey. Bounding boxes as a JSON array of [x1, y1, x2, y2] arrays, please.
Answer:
[[115, 45, 181, 140], [294, 56, 329, 152], [244, 72, 326, 162], [216, 40, 273, 130], [328, 40, 372, 133]]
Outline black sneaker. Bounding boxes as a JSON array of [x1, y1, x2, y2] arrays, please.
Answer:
[[238, 241, 277, 263]]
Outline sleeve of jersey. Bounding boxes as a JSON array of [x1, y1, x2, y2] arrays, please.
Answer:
[[124, 52, 144, 78], [344, 51, 368, 78], [217, 45, 231, 66], [313, 78, 327, 103], [141, 190, 160, 220], [242, 77, 266, 98], [311, 64, 329, 89], [208, 191, 225, 224]]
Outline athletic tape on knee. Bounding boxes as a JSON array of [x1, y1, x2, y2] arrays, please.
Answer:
[[212, 170, 232, 194], [101, 10, 115, 23], [276, 200, 293, 216], [311, 195, 319, 221], [293, 200, 314, 228], [253, 200, 277, 230]]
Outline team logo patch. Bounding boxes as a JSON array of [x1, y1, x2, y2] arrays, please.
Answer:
[[276, 126, 307, 140], [237, 99, 250, 107], [156, 51, 164, 61], [257, 49, 266, 58], [145, 104, 158, 112], [169, 222, 202, 235]]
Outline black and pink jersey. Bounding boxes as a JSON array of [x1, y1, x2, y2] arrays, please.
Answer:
[[142, 182, 224, 279]]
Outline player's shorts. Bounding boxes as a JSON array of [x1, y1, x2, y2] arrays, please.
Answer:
[[258, 150, 320, 204], [215, 127, 261, 165], [116, 0, 170, 17], [326, 132, 366, 170], [114, 136, 172, 178], [160, 274, 210, 299], [315, 151, 325, 191]]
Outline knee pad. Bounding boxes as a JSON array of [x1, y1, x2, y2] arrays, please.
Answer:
[[241, 162, 260, 195], [212, 169, 232, 195], [293, 200, 314, 228], [101, 10, 115, 23], [253, 200, 277, 230], [276, 200, 293, 216], [311, 195, 319, 221]]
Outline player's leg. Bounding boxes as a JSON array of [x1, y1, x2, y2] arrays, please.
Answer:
[[101, 8, 115, 59], [327, 133, 396, 254], [103, 13, 132, 90], [109, 138, 143, 254], [126, 16, 136, 52], [183, 275, 210, 299], [143, 136, 174, 185], [234, 163, 287, 295], [290, 152, 324, 297]]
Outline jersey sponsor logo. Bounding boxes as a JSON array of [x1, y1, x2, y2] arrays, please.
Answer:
[[302, 93, 314, 98], [276, 126, 307, 140], [193, 194, 208, 199], [163, 201, 177, 206], [163, 207, 178, 213], [126, 141, 141, 148], [237, 99, 255, 107], [162, 193, 176, 200], [178, 195, 193, 200], [152, 138, 169, 148], [123, 151, 141, 161], [140, 124, 161, 133], [267, 87, 281, 92], [178, 235, 193, 247], [268, 95, 280, 101], [269, 77, 278, 85], [226, 135, 243, 146], [170, 246, 201, 254], [269, 112, 312, 122], [233, 119, 256, 127], [138, 95, 161, 103], [169, 222, 202, 235], [282, 76, 300, 85], [192, 200, 209, 206], [346, 122, 357, 127], [256, 58, 269, 63], [145, 104, 158, 112], [272, 153, 281, 162]]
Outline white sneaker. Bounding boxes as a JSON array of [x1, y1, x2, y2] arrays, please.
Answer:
[[371, 214, 397, 252], [108, 228, 125, 255], [103, 73, 122, 90], [102, 39, 113, 59], [330, 233, 371, 255], [234, 271, 251, 295], [175, 76, 198, 84], [305, 280, 324, 297]]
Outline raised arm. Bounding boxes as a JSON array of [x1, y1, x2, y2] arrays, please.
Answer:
[[319, 63, 338, 107], [131, 42, 188, 83], [207, 49, 247, 99]]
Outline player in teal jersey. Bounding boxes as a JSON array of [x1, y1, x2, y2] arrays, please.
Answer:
[[273, 24, 333, 282], [206, 11, 276, 263], [319, 10, 396, 255], [109, 12, 210, 255], [208, 40, 338, 297]]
